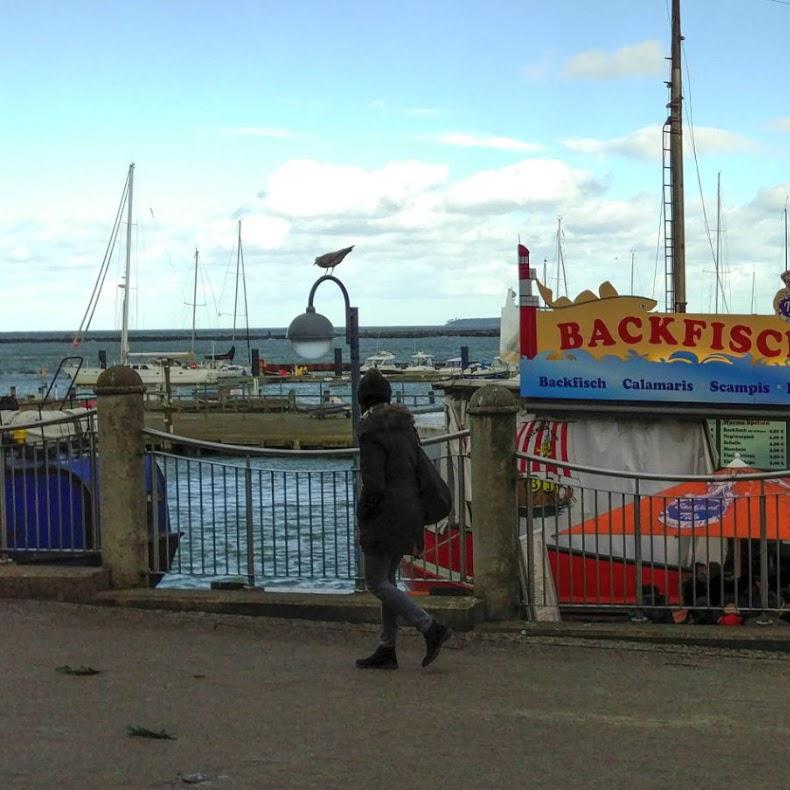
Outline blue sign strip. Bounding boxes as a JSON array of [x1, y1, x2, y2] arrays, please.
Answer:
[[521, 350, 790, 405]]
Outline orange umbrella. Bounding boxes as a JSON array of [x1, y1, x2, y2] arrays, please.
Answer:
[[565, 466, 790, 540]]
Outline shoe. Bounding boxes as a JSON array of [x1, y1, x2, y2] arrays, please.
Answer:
[[355, 645, 398, 670], [422, 621, 452, 667]]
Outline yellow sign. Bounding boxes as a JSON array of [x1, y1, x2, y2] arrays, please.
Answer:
[[537, 302, 790, 364], [522, 278, 790, 406]]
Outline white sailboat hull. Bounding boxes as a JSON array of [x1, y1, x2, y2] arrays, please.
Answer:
[[71, 363, 218, 388]]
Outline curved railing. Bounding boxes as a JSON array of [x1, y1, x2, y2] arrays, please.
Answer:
[[142, 426, 470, 591], [143, 427, 469, 457]]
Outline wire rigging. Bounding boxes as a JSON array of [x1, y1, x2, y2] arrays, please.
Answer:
[[72, 174, 129, 347]]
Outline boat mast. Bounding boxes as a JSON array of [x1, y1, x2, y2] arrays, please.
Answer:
[[669, 0, 686, 312], [238, 223, 252, 367], [555, 217, 568, 297], [232, 220, 241, 342], [191, 247, 199, 356], [120, 162, 135, 366], [715, 172, 721, 314]]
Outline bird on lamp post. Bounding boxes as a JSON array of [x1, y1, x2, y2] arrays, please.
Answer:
[[314, 245, 354, 275]]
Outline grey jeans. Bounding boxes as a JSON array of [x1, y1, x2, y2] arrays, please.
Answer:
[[364, 552, 433, 648]]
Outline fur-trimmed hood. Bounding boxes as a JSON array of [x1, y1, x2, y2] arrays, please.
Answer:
[[358, 403, 415, 437]]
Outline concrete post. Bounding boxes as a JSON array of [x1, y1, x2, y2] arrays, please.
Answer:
[[468, 384, 519, 619], [95, 366, 148, 589]]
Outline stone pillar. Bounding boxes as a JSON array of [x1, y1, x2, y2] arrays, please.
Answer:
[[95, 367, 148, 589], [468, 384, 519, 619]]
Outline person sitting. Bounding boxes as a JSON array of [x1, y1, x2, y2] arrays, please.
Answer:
[[706, 562, 724, 607], [682, 563, 708, 607], [641, 585, 673, 624]]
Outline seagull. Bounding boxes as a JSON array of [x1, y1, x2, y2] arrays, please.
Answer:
[[314, 245, 354, 275]]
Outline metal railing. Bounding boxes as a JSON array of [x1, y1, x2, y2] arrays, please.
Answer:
[[143, 428, 469, 591], [0, 410, 99, 560], [517, 449, 790, 624]]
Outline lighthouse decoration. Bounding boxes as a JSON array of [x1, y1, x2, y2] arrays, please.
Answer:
[[518, 244, 539, 370]]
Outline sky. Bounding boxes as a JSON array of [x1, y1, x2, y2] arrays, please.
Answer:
[[1, 0, 789, 332]]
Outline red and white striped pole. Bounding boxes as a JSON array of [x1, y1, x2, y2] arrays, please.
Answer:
[[518, 243, 539, 359]]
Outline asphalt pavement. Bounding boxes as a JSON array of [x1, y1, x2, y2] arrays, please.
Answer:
[[2, 600, 789, 789]]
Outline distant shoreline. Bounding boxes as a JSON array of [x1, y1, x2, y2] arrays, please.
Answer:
[[0, 327, 499, 343]]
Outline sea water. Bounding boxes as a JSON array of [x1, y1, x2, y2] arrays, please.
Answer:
[[0, 327, 499, 398]]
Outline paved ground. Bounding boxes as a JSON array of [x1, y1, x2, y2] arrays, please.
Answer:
[[3, 601, 790, 789]]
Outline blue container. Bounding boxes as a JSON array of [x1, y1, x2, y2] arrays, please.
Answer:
[[3, 455, 172, 557]]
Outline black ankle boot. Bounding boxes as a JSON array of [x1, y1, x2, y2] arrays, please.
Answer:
[[422, 621, 452, 667], [356, 645, 398, 670]]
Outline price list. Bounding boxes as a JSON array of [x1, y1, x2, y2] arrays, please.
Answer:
[[710, 419, 788, 471]]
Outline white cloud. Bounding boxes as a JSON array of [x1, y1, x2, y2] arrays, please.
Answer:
[[198, 215, 291, 253], [219, 127, 292, 138], [261, 159, 450, 218], [433, 132, 542, 152], [368, 99, 386, 110], [563, 125, 753, 161], [769, 117, 790, 132], [444, 159, 594, 213], [563, 127, 660, 160], [563, 40, 665, 80], [688, 127, 756, 155]]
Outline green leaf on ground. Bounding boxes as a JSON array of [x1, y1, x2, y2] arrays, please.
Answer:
[[55, 665, 101, 676], [126, 725, 176, 740]]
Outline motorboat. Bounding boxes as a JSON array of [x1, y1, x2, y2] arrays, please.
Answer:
[[435, 357, 463, 377], [403, 352, 436, 374], [361, 351, 402, 374], [435, 356, 513, 380]]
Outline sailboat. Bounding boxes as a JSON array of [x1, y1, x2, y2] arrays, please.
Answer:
[[70, 164, 218, 389], [203, 220, 254, 383]]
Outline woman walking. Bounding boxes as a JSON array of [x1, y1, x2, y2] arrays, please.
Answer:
[[355, 368, 452, 670]]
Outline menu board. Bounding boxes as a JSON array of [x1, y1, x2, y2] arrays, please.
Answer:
[[708, 419, 788, 471]]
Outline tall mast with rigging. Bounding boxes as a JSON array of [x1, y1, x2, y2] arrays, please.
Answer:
[[232, 220, 242, 342], [232, 219, 252, 367], [191, 248, 199, 356], [668, 0, 686, 312], [120, 162, 135, 365], [554, 217, 568, 298], [715, 172, 721, 313]]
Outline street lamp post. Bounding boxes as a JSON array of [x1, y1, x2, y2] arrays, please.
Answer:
[[287, 274, 361, 444]]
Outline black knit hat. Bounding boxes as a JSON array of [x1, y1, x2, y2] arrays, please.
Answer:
[[358, 368, 392, 411]]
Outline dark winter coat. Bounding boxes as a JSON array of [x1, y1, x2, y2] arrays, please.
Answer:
[[357, 404, 425, 556]]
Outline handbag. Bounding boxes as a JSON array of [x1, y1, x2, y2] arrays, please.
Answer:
[[416, 444, 452, 525]]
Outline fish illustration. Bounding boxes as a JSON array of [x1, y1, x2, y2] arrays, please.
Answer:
[[536, 279, 657, 312]]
